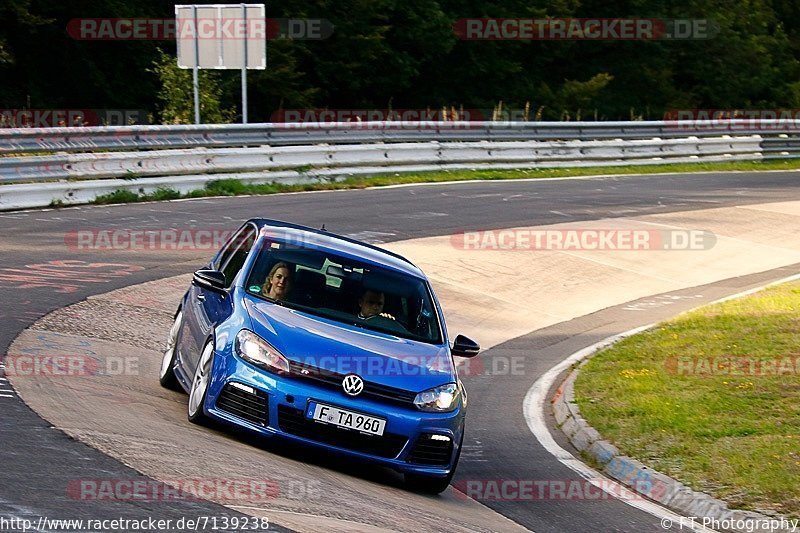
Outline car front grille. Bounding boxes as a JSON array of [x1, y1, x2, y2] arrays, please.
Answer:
[[216, 382, 269, 426], [407, 433, 454, 466], [277, 405, 407, 458], [287, 361, 418, 407]]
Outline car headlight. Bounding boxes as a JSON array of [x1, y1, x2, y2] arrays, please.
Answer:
[[413, 382, 460, 412], [235, 330, 289, 374]]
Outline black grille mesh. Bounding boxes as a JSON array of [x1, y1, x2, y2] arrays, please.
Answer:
[[216, 382, 269, 426]]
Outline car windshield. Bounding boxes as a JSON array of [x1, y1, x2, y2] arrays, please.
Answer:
[[245, 239, 442, 344]]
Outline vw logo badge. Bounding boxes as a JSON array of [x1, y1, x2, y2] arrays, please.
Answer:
[[342, 374, 364, 396]]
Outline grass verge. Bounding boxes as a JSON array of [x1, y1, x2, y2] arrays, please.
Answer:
[[574, 281, 800, 517], [88, 158, 800, 205]]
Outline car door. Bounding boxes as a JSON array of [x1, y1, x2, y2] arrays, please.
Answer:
[[179, 223, 257, 376]]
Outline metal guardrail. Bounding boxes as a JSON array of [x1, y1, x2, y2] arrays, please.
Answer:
[[0, 137, 767, 184], [0, 121, 797, 211], [1, 120, 798, 154]]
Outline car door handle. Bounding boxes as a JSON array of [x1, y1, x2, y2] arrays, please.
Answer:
[[197, 294, 206, 302]]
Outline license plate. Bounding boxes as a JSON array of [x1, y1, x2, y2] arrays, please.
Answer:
[[306, 401, 386, 436]]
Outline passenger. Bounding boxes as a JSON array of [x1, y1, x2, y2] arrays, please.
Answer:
[[262, 262, 293, 301], [357, 289, 395, 320]]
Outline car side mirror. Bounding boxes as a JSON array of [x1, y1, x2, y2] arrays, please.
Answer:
[[452, 335, 480, 358], [193, 269, 227, 293]]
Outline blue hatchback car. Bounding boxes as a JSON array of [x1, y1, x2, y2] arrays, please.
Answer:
[[159, 219, 480, 493]]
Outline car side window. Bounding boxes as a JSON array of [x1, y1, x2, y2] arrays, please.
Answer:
[[215, 224, 250, 270], [219, 225, 257, 288]]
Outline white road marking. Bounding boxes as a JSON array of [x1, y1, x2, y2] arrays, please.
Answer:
[[623, 294, 704, 312], [502, 194, 537, 201], [549, 210, 571, 217], [0, 394, 14, 398], [395, 211, 449, 219], [460, 442, 489, 462], [708, 273, 800, 305], [522, 326, 713, 531], [523, 271, 800, 531], [447, 193, 504, 199]]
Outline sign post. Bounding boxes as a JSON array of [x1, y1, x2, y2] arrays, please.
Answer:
[[241, 3, 249, 123], [175, 4, 267, 124], [192, 5, 200, 124]]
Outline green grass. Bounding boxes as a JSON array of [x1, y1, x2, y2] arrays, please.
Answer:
[[575, 281, 800, 517], [94, 186, 179, 205], [94, 189, 141, 204], [148, 186, 181, 201], [84, 158, 800, 205]]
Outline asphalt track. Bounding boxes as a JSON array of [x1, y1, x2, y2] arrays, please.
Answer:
[[1, 170, 800, 532]]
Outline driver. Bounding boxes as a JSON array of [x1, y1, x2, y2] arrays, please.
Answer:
[[262, 262, 293, 301], [357, 289, 395, 320]]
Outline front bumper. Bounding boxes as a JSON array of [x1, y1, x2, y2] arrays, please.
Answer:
[[204, 353, 465, 476]]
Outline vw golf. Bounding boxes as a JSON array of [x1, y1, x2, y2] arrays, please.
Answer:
[[159, 219, 480, 493]]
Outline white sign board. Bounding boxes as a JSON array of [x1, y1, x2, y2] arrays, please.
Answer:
[[175, 4, 266, 70]]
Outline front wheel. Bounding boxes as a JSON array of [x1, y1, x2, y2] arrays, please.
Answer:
[[159, 311, 183, 390], [188, 341, 214, 424]]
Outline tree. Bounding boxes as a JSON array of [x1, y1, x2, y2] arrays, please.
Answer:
[[151, 50, 234, 124]]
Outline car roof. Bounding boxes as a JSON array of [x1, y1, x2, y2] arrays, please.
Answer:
[[249, 219, 425, 278]]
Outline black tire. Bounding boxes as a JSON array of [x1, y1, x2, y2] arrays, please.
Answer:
[[159, 310, 183, 390], [187, 341, 214, 424]]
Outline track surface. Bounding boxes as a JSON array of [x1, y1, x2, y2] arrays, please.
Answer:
[[2, 171, 799, 531]]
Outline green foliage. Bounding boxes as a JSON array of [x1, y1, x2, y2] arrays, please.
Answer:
[[0, 0, 49, 65], [93, 186, 181, 204], [151, 50, 234, 124], [553, 73, 615, 121], [204, 179, 250, 196], [94, 189, 140, 204], [148, 186, 180, 201], [4, 1, 800, 120], [575, 280, 800, 516], [0, 41, 10, 65]]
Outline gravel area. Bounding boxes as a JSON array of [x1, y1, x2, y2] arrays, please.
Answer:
[[30, 297, 173, 353]]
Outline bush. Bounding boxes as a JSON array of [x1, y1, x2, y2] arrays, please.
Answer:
[[150, 50, 235, 124]]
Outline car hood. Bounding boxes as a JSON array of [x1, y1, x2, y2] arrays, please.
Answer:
[[245, 298, 454, 392]]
